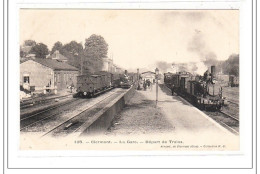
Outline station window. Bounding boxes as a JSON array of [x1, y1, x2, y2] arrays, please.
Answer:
[[23, 76, 30, 83]]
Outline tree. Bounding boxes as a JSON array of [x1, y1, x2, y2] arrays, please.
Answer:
[[30, 43, 49, 58], [226, 54, 239, 76], [84, 34, 108, 60], [221, 54, 239, 76], [24, 40, 36, 47], [62, 41, 84, 70], [50, 41, 90, 73], [51, 41, 63, 54], [63, 41, 83, 56], [20, 46, 26, 58], [84, 34, 108, 73], [20, 50, 26, 58]]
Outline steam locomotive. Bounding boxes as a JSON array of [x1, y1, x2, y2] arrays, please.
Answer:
[[118, 72, 137, 89], [164, 66, 224, 111], [74, 70, 136, 98]]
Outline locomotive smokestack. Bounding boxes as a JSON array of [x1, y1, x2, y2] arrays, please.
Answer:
[[211, 65, 216, 80]]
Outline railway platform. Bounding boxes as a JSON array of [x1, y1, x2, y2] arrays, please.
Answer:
[[107, 82, 239, 150]]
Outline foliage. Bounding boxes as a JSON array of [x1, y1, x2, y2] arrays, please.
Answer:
[[84, 34, 108, 60], [51, 41, 63, 54], [51, 41, 92, 73], [62, 41, 84, 71], [84, 34, 108, 73], [222, 54, 239, 76], [20, 47, 26, 58], [24, 40, 36, 47], [63, 41, 83, 56], [29, 34, 109, 73], [30, 43, 49, 58]]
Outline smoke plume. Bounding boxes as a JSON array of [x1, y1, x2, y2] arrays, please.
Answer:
[[187, 31, 218, 70], [156, 61, 172, 73]]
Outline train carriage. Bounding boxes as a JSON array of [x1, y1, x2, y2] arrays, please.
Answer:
[[74, 70, 134, 98]]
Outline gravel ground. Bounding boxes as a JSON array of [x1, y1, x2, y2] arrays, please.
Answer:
[[222, 86, 239, 103], [221, 86, 239, 119], [106, 90, 175, 135], [21, 89, 123, 133]]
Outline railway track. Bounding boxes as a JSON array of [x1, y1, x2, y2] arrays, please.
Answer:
[[163, 84, 239, 135], [201, 110, 239, 135], [225, 100, 239, 108], [20, 94, 73, 109], [217, 111, 239, 135], [220, 110, 239, 121], [20, 98, 84, 131], [41, 89, 123, 137]]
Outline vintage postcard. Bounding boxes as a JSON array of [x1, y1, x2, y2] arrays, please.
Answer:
[[19, 9, 240, 151]]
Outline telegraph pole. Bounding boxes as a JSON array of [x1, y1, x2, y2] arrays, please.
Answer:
[[81, 55, 83, 75], [80, 41, 83, 75], [155, 68, 159, 107]]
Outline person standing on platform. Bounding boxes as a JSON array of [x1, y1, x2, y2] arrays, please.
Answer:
[[143, 80, 147, 91], [171, 84, 175, 96]]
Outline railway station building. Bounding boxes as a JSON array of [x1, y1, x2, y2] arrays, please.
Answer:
[[141, 71, 156, 82], [20, 58, 79, 93], [102, 57, 124, 74]]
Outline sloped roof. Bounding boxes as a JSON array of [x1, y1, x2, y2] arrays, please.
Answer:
[[51, 50, 68, 61], [24, 58, 78, 71], [141, 71, 156, 75]]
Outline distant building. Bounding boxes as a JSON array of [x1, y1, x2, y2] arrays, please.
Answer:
[[102, 57, 113, 72], [113, 64, 124, 74], [141, 71, 156, 82], [49, 50, 68, 62], [101, 57, 124, 74], [20, 58, 79, 92]]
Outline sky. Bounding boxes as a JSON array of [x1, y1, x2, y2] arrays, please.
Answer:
[[20, 10, 239, 72]]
